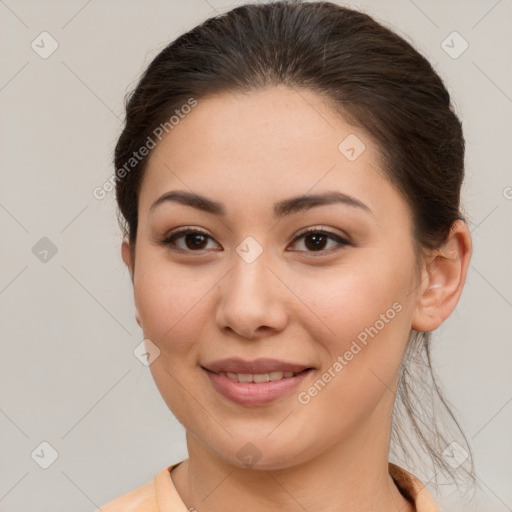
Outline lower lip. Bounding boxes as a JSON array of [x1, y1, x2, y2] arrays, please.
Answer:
[[203, 368, 312, 406]]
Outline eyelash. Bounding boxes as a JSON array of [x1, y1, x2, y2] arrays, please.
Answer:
[[159, 227, 351, 256]]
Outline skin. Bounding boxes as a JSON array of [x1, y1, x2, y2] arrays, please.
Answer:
[[121, 85, 472, 512]]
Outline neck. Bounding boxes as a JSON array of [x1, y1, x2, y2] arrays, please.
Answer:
[[171, 399, 414, 512]]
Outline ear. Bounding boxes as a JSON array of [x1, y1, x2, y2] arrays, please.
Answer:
[[121, 239, 142, 328], [411, 220, 472, 332], [121, 238, 134, 279]]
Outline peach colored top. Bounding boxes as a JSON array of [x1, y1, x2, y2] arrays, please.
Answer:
[[98, 461, 441, 511]]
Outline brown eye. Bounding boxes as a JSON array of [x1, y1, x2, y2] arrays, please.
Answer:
[[304, 232, 329, 251], [161, 228, 220, 252], [183, 232, 208, 250], [289, 228, 350, 254]]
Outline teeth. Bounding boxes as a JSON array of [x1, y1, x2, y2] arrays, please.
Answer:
[[253, 373, 270, 383], [218, 370, 299, 383]]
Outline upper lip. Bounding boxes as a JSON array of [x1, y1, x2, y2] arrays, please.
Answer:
[[202, 358, 313, 374]]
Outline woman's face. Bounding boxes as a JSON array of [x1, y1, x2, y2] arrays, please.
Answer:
[[123, 85, 426, 469]]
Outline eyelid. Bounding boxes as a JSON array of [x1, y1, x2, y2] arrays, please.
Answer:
[[159, 225, 351, 254], [288, 227, 351, 255], [159, 226, 221, 251], [293, 226, 351, 243]]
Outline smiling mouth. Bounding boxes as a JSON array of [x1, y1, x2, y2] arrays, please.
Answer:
[[202, 366, 314, 406], [200, 357, 315, 405], [213, 369, 310, 383]]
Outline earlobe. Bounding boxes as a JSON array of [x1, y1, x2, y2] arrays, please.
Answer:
[[411, 220, 472, 332]]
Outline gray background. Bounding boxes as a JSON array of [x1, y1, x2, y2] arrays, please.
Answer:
[[0, 1, 511, 511]]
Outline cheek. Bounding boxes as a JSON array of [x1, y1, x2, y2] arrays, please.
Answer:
[[133, 256, 214, 427], [293, 260, 413, 412], [294, 271, 411, 441], [296, 260, 411, 355], [133, 255, 211, 359]]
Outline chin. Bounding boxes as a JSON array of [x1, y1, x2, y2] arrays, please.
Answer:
[[207, 434, 316, 472]]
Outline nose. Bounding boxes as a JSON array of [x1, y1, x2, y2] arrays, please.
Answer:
[[215, 248, 289, 340]]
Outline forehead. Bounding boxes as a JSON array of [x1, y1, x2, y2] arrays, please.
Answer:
[[138, 86, 405, 222], [147, 85, 355, 168]]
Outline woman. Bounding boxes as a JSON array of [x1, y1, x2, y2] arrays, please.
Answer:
[[100, 1, 475, 510]]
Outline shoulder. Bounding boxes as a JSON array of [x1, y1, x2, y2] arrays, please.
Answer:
[[389, 462, 442, 512], [96, 474, 157, 512], [96, 463, 185, 512]]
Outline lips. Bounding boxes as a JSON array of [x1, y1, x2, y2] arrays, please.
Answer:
[[201, 358, 314, 406], [202, 357, 312, 375]]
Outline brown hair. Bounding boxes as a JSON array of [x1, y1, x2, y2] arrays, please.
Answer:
[[114, 0, 475, 492]]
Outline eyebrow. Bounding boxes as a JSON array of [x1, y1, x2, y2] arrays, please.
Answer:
[[149, 190, 373, 218]]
